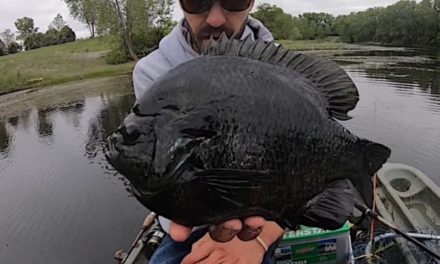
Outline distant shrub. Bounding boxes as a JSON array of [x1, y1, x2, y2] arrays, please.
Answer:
[[105, 48, 129, 65], [59, 26, 76, 43], [131, 27, 166, 58], [105, 26, 167, 65], [7, 42, 21, 54], [24, 33, 45, 50], [23, 25, 76, 50], [0, 39, 5, 56]]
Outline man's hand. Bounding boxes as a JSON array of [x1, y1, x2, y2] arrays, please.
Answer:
[[181, 233, 266, 264], [169, 217, 266, 243], [170, 219, 285, 264]]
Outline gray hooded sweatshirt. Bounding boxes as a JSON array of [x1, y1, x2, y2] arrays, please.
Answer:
[[132, 17, 274, 233], [133, 16, 274, 99]]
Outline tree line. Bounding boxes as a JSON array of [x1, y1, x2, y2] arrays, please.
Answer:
[[0, 14, 76, 56], [2, 0, 438, 60], [64, 0, 175, 64], [253, 0, 440, 47]]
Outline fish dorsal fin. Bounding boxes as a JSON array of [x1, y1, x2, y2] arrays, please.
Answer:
[[203, 35, 359, 121]]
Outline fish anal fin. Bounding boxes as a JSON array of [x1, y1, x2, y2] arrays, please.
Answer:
[[299, 179, 354, 230]]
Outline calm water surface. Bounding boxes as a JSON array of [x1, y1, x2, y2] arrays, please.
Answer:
[[0, 46, 439, 263]]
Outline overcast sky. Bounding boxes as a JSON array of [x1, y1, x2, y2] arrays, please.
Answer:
[[0, 0, 405, 39]]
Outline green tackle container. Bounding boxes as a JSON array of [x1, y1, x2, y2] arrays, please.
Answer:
[[274, 222, 353, 264]]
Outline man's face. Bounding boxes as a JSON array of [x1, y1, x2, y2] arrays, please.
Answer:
[[180, 0, 254, 53]]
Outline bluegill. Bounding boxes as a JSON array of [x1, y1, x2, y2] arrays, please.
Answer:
[[106, 36, 391, 230]]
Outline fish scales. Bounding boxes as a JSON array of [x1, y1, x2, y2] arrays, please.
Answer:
[[105, 36, 391, 230]]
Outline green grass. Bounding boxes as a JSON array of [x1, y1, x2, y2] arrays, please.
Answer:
[[0, 36, 351, 95], [0, 37, 135, 94], [278, 37, 348, 51]]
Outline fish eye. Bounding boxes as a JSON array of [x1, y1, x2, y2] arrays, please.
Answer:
[[119, 124, 141, 144]]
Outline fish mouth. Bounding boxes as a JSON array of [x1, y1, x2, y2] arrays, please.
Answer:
[[105, 133, 122, 163], [105, 135, 118, 162]]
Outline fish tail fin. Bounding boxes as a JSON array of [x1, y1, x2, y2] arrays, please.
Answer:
[[203, 34, 359, 121], [356, 139, 391, 207]]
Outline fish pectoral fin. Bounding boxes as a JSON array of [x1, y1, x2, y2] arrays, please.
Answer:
[[195, 169, 272, 191], [299, 179, 354, 230]]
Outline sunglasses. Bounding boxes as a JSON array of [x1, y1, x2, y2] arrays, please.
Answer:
[[180, 0, 252, 14]]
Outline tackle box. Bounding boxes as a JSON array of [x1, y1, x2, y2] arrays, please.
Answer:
[[274, 222, 353, 264]]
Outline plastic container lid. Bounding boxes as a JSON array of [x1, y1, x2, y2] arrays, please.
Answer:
[[282, 222, 351, 243]]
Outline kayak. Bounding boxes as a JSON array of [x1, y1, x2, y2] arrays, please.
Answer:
[[114, 163, 440, 264], [375, 163, 440, 233]]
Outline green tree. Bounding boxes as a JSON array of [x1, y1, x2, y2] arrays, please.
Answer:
[[297, 12, 335, 40], [98, 0, 174, 62], [7, 42, 21, 54], [252, 4, 302, 40], [0, 29, 21, 54], [334, 0, 439, 47], [49, 14, 67, 31], [64, 0, 98, 38], [23, 33, 45, 50], [1, 29, 15, 48], [15, 17, 38, 41], [44, 28, 60, 46], [59, 26, 76, 43], [417, 0, 440, 45], [434, 0, 440, 11], [0, 39, 5, 56]]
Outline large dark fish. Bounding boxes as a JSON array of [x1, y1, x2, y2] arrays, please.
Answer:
[[106, 36, 391, 230]]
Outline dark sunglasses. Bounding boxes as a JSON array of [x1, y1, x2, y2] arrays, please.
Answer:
[[180, 0, 252, 14]]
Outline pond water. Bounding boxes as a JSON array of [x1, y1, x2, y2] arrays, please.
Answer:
[[0, 46, 439, 263]]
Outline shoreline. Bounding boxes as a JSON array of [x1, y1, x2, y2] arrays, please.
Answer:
[[0, 75, 133, 120]]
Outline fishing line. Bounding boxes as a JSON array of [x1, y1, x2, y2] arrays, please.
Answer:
[[369, 102, 379, 247], [355, 201, 440, 261], [369, 173, 378, 247]]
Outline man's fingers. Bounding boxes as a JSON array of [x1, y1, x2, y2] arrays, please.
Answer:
[[237, 216, 265, 241], [200, 252, 238, 264], [208, 219, 242, 242], [181, 240, 217, 264], [169, 222, 193, 242], [196, 248, 228, 264]]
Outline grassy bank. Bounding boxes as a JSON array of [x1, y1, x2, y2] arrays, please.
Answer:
[[0, 37, 351, 95], [278, 38, 348, 51], [0, 38, 134, 95]]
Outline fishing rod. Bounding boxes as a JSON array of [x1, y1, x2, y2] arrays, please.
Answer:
[[354, 201, 440, 261], [115, 212, 157, 263]]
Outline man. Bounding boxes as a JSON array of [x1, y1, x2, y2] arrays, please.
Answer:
[[132, 0, 285, 263]]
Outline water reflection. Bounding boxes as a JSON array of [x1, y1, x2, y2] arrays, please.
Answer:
[[6, 110, 31, 131], [0, 120, 12, 157], [37, 108, 55, 142], [58, 101, 85, 129], [0, 91, 145, 264], [85, 94, 135, 162], [333, 47, 440, 97], [362, 66, 439, 96]]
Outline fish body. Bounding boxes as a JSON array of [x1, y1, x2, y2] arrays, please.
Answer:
[[106, 37, 391, 229]]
